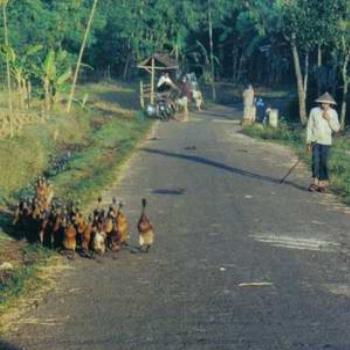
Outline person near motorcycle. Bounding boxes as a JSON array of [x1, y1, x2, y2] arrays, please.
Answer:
[[157, 72, 177, 92], [155, 72, 178, 120], [176, 76, 193, 121], [179, 76, 193, 101]]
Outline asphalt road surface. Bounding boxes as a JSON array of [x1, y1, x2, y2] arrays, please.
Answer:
[[4, 105, 350, 350]]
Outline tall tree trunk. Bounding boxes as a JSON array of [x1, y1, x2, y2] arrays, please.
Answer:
[[232, 45, 238, 82], [67, 0, 98, 113], [19, 78, 25, 110], [303, 51, 309, 101], [290, 35, 307, 125], [44, 78, 50, 111], [331, 66, 337, 97], [208, 0, 216, 101], [236, 52, 244, 82], [340, 52, 350, 130], [3, 2, 13, 137], [123, 49, 132, 81], [317, 45, 322, 95], [217, 44, 224, 80], [26, 80, 31, 109]]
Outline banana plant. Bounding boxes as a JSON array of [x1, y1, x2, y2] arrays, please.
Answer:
[[34, 49, 72, 111]]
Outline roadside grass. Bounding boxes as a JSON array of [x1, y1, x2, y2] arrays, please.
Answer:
[[0, 240, 67, 333], [0, 80, 147, 207], [52, 116, 151, 204], [0, 80, 151, 327], [242, 123, 350, 204], [0, 243, 51, 307]]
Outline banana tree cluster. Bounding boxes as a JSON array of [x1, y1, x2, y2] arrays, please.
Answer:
[[0, 46, 72, 111], [35, 49, 72, 111]]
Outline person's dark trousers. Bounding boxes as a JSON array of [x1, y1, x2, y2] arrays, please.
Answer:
[[312, 143, 330, 181], [256, 106, 265, 122]]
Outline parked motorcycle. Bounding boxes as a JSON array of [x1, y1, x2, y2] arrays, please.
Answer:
[[145, 91, 176, 121]]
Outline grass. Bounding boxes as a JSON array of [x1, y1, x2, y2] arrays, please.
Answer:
[[242, 122, 350, 204], [0, 241, 68, 333], [0, 244, 51, 305], [0, 81, 151, 206], [0, 80, 152, 328], [52, 116, 151, 204]]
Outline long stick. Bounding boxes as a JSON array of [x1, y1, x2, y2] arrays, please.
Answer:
[[66, 0, 98, 113], [279, 158, 303, 184], [280, 144, 314, 184]]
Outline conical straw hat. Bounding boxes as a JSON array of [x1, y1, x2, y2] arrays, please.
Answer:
[[315, 92, 337, 105]]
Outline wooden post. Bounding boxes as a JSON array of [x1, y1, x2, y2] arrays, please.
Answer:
[[208, 0, 216, 102], [150, 57, 155, 105], [140, 80, 145, 109]]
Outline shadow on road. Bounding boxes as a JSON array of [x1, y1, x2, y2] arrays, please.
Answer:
[[152, 188, 186, 195], [141, 147, 306, 192], [0, 340, 22, 350], [200, 110, 240, 120]]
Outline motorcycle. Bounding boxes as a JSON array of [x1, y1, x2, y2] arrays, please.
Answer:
[[145, 91, 176, 121]]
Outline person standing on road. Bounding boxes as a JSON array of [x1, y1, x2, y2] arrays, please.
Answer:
[[242, 84, 255, 124], [306, 92, 340, 192], [256, 97, 265, 123]]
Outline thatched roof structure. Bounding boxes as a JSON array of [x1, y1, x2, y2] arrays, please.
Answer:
[[138, 52, 179, 71]]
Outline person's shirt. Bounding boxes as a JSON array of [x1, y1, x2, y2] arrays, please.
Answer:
[[157, 75, 175, 89], [256, 98, 265, 108], [180, 81, 192, 99], [306, 106, 340, 145]]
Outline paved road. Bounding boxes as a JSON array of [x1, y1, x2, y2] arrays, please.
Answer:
[[4, 105, 350, 350]]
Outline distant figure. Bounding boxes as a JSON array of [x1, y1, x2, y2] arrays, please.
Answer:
[[179, 76, 193, 101], [242, 84, 255, 124], [192, 90, 204, 111], [177, 76, 191, 121], [256, 97, 265, 123], [264, 104, 272, 125]]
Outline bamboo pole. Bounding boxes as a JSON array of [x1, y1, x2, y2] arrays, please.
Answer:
[[150, 57, 155, 105], [2, 1, 13, 137], [140, 80, 145, 109], [66, 0, 98, 113]]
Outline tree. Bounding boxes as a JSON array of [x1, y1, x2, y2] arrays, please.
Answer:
[[240, 0, 338, 124], [333, 0, 350, 129]]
